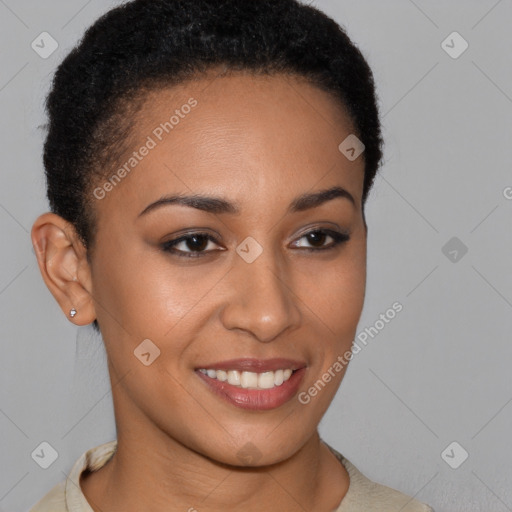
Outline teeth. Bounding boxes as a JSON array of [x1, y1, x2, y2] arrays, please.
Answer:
[[241, 371, 258, 388], [258, 371, 275, 389], [274, 369, 284, 386], [216, 369, 228, 382], [199, 368, 295, 389], [227, 370, 241, 386]]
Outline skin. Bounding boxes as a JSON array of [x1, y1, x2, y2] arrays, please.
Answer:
[[31, 69, 367, 512]]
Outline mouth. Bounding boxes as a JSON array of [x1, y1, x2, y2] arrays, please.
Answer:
[[195, 358, 307, 411], [198, 367, 295, 389]]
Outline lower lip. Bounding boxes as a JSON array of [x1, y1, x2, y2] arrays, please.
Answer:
[[196, 368, 307, 411]]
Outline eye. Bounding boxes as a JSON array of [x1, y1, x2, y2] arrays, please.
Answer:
[[161, 232, 222, 258], [161, 228, 350, 259], [292, 229, 350, 251]]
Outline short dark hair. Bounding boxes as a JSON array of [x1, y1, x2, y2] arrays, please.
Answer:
[[43, 0, 384, 333]]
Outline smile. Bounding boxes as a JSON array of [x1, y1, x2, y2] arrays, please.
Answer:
[[195, 358, 307, 411], [198, 368, 294, 389]]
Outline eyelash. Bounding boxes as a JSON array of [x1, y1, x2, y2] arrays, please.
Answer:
[[161, 229, 350, 259]]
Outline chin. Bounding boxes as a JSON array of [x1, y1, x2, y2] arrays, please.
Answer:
[[196, 430, 311, 469]]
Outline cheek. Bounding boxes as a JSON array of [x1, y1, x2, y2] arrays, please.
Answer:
[[299, 240, 366, 339], [92, 241, 205, 339], [298, 236, 366, 406], [299, 254, 365, 413]]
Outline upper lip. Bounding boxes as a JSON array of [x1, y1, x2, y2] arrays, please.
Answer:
[[196, 358, 307, 372]]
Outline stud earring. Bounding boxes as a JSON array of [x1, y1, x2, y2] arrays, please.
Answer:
[[69, 308, 77, 318]]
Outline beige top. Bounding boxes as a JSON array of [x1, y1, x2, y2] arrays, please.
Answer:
[[29, 440, 434, 511]]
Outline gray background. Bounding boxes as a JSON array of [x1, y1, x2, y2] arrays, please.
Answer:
[[0, 1, 511, 511]]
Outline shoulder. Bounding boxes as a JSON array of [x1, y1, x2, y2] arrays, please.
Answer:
[[29, 480, 67, 512], [326, 444, 435, 512], [29, 440, 117, 512]]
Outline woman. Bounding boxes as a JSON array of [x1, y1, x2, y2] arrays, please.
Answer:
[[29, 0, 434, 510]]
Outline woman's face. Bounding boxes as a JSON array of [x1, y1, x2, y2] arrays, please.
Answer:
[[87, 71, 367, 465]]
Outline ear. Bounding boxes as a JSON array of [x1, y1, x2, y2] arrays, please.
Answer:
[[31, 212, 96, 326]]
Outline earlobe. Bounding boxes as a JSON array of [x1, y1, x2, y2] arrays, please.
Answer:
[[31, 212, 97, 326]]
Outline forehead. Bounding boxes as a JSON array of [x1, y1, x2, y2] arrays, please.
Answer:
[[93, 71, 364, 219]]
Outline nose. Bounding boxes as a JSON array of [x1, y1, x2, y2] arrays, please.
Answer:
[[219, 247, 301, 343]]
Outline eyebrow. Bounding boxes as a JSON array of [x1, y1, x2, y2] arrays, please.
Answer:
[[138, 185, 356, 217]]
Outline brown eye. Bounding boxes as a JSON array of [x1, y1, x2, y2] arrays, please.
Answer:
[[305, 231, 328, 247], [161, 228, 349, 260], [292, 229, 350, 251], [162, 233, 221, 258]]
